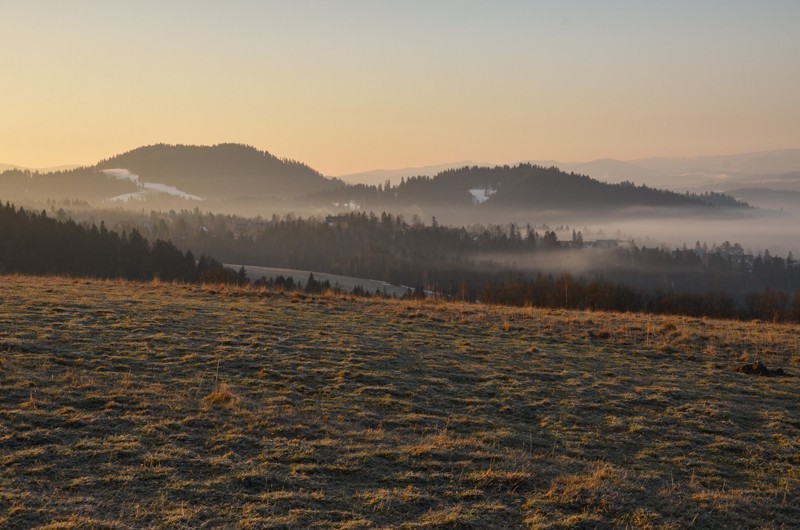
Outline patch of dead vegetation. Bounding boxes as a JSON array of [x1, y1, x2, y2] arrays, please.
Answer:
[[0, 275, 798, 527]]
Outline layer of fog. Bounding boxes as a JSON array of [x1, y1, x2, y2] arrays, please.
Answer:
[[209, 200, 799, 258], [601, 214, 798, 257], [474, 248, 635, 278], [413, 205, 799, 257], [19, 184, 798, 261]]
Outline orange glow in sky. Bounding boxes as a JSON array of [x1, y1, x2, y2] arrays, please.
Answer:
[[1, 1, 798, 175]]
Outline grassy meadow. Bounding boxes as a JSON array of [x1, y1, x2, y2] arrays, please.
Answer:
[[1, 275, 799, 528]]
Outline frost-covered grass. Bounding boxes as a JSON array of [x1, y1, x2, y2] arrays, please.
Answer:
[[0, 275, 798, 528]]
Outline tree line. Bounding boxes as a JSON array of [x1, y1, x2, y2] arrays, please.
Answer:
[[0, 202, 238, 284], [476, 273, 800, 322], [7, 202, 800, 321], [92, 209, 798, 301]]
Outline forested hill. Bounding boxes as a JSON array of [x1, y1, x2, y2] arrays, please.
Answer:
[[1, 150, 748, 212], [315, 163, 748, 211], [96, 143, 337, 199], [0, 167, 138, 202]]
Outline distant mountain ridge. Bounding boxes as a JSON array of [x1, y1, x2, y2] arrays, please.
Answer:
[[340, 149, 800, 194], [96, 143, 336, 199], [314, 163, 748, 213], [631, 149, 800, 177], [0, 166, 138, 202], [725, 187, 800, 214], [337, 161, 484, 184], [0, 163, 79, 173], [0, 144, 777, 214], [540, 150, 800, 189], [0, 143, 341, 205]]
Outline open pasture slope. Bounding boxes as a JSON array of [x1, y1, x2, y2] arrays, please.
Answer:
[[1, 276, 799, 528]]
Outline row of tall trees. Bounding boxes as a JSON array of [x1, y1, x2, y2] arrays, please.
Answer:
[[0, 202, 236, 283], [7, 201, 800, 321], [53, 207, 800, 312], [0, 167, 137, 202], [108, 209, 799, 299], [476, 273, 800, 322]]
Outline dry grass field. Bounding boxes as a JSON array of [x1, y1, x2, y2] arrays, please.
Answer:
[[1, 275, 799, 528]]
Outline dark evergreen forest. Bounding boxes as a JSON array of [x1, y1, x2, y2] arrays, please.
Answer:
[[310, 163, 748, 211], [1, 152, 747, 214], [3, 201, 799, 321], [0, 167, 137, 202], [0, 202, 238, 284], [63, 208, 800, 321], [96, 143, 335, 199]]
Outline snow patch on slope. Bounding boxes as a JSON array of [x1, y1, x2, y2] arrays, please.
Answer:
[[108, 190, 149, 202], [469, 187, 496, 204], [141, 182, 203, 200], [102, 168, 203, 202]]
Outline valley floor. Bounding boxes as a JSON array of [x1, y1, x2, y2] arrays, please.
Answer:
[[0, 276, 798, 528]]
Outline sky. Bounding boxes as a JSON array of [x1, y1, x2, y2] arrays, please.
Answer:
[[2, 0, 799, 175]]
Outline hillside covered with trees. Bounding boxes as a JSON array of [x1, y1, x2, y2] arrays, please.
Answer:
[[2, 146, 749, 220], [0, 144, 340, 206], [0, 167, 138, 203], [50, 207, 799, 321], [96, 143, 337, 199], [0, 202, 238, 284], [2, 199, 799, 320], [312, 163, 748, 212]]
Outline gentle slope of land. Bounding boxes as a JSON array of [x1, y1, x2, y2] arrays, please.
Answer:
[[1, 276, 798, 528]]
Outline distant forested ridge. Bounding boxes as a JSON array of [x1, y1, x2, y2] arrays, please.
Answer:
[[0, 202, 237, 283], [0, 167, 138, 202], [0, 144, 339, 205], [96, 143, 337, 199], [311, 163, 748, 211], [1, 147, 747, 215]]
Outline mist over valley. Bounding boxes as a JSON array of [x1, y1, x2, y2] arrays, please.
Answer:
[[4, 2, 800, 527], [4, 140, 799, 321], [3, 143, 798, 259]]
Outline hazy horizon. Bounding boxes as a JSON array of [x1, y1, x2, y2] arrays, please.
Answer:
[[3, 144, 799, 182], [5, 3, 800, 526], [3, 1, 799, 175]]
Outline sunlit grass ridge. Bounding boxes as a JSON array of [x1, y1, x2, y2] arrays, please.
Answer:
[[1, 275, 798, 527]]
